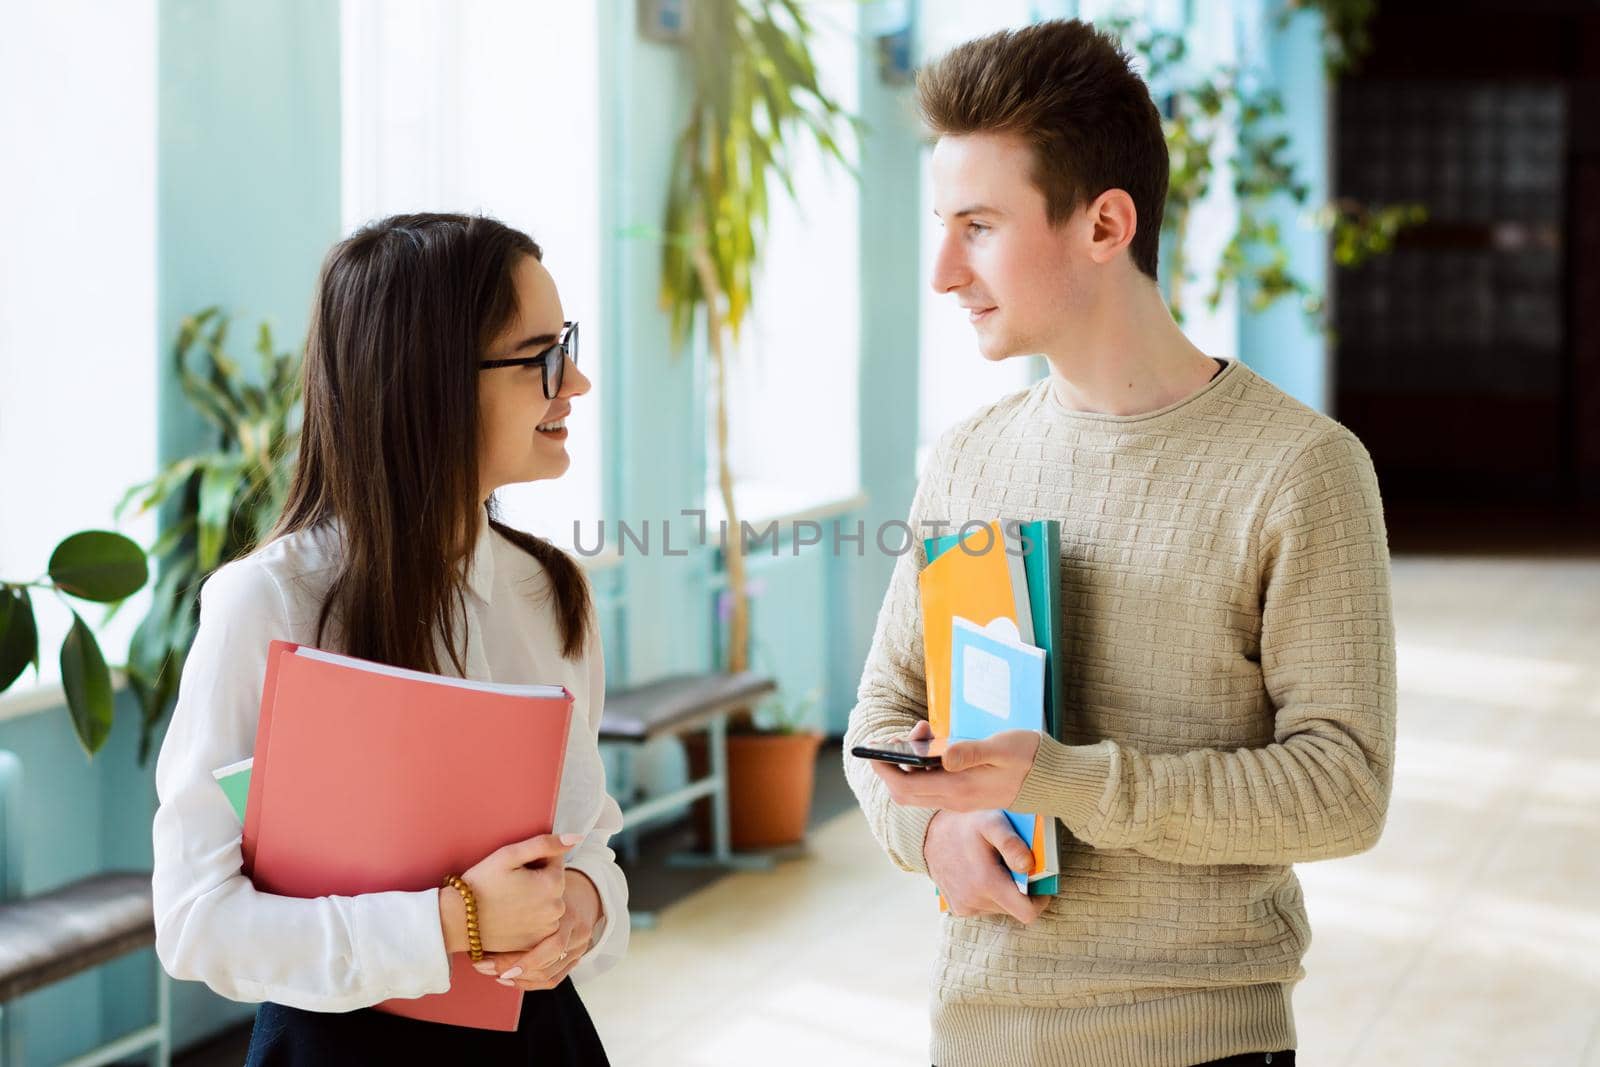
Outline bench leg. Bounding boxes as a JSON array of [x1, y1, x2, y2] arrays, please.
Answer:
[[613, 714, 775, 928], [667, 713, 773, 873], [153, 965, 170, 1067], [0, 997, 23, 1067], [615, 745, 641, 865], [708, 714, 731, 862]]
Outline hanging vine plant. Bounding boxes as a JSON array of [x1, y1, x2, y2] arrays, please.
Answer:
[[1113, 14, 1424, 328], [1281, 0, 1378, 74]]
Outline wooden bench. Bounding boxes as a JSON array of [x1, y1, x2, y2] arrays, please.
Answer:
[[600, 671, 777, 923], [0, 752, 170, 1067]]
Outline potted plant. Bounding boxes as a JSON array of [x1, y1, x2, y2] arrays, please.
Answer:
[[658, 0, 853, 849], [117, 307, 303, 762], [0, 531, 149, 755], [723, 687, 823, 849]]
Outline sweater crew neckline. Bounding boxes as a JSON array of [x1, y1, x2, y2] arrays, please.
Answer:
[[1040, 357, 1242, 428]]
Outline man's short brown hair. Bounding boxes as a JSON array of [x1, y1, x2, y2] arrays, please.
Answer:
[[917, 19, 1168, 281]]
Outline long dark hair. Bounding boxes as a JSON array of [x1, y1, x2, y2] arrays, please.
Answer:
[[273, 212, 591, 672]]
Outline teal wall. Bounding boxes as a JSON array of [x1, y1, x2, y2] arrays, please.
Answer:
[[0, 1, 1333, 1059], [598, 2, 712, 686], [1236, 7, 1332, 410], [157, 0, 342, 468]]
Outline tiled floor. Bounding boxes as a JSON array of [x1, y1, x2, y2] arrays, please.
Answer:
[[581, 554, 1600, 1066], [176, 552, 1600, 1066]]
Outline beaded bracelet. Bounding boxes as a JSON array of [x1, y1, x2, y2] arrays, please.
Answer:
[[442, 874, 484, 961]]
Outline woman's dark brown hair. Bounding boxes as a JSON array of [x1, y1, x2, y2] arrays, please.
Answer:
[[273, 212, 590, 672], [916, 19, 1169, 281]]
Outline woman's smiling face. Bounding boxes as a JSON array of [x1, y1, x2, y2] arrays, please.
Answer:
[[476, 254, 591, 501]]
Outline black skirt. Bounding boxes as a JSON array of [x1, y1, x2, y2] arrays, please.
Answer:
[[244, 979, 610, 1065]]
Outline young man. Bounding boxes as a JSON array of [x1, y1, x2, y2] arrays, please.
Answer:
[[844, 20, 1395, 1067]]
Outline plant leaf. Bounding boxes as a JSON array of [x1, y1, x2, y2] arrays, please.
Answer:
[[197, 461, 244, 573], [129, 645, 183, 766], [116, 455, 205, 519], [60, 610, 114, 756], [128, 561, 184, 675], [0, 587, 40, 691], [255, 321, 275, 381], [48, 531, 149, 603], [147, 514, 196, 563]]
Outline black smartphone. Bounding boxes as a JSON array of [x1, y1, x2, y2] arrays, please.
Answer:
[[850, 736, 947, 768]]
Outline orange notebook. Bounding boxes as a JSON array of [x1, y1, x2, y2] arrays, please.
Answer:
[[917, 521, 1031, 738], [918, 522, 1041, 911], [241, 640, 574, 1031]]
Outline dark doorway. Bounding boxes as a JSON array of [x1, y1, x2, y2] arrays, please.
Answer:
[[1332, 0, 1600, 537]]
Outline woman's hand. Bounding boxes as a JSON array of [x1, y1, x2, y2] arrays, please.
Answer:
[[439, 833, 579, 955], [472, 870, 603, 991]]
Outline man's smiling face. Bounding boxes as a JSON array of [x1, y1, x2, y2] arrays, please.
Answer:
[[927, 131, 1091, 362]]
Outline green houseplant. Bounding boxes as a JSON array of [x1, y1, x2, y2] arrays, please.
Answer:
[[0, 532, 149, 756], [659, 0, 853, 848], [117, 308, 303, 762], [660, 0, 853, 684]]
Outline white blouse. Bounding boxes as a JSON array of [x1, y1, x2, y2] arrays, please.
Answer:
[[152, 512, 629, 1011]]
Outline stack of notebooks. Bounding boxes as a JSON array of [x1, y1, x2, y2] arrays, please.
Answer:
[[213, 640, 574, 1030], [920, 520, 1066, 896]]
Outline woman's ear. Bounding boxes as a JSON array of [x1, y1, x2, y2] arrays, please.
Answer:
[[1086, 189, 1138, 265]]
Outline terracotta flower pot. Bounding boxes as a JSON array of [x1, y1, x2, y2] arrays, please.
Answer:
[[686, 729, 825, 851]]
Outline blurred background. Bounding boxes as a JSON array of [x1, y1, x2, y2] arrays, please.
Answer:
[[0, 1, 1596, 1065]]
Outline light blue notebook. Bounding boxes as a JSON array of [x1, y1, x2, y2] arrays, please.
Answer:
[[950, 616, 1058, 894]]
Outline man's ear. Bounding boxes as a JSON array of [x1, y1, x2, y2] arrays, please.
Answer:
[[1086, 188, 1138, 265]]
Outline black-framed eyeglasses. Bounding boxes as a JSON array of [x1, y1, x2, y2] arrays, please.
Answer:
[[479, 320, 579, 399]]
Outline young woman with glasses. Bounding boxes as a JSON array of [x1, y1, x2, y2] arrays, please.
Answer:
[[152, 213, 623, 1064]]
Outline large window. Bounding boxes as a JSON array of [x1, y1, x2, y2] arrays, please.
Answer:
[[0, 1, 158, 706], [916, 1, 1041, 466], [706, 2, 862, 524], [341, 0, 604, 548]]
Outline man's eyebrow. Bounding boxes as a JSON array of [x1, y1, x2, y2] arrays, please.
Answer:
[[933, 204, 1005, 219]]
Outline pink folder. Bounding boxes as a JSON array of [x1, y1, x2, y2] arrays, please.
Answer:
[[241, 640, 574, 1031]]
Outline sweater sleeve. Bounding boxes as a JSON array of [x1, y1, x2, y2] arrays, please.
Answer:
[[152, 559, 453, 1009], [842, 440, 949, 875], [1011, 428, 1397, 866]]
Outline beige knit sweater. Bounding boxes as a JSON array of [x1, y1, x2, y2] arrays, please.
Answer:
[[844, 362, 1396, 1067]]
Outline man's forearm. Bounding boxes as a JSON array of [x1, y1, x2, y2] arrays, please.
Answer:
[[1012, 731, 1390, 866]]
